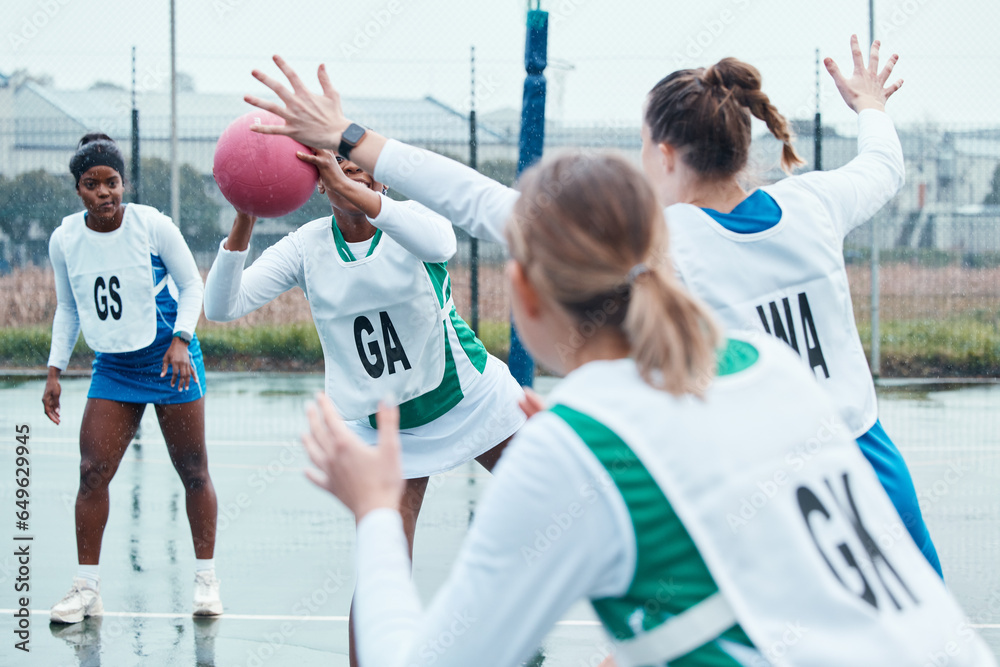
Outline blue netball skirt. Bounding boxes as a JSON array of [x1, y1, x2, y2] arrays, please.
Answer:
[[88, 325, 206, 406], [857, 419, 943, 578]]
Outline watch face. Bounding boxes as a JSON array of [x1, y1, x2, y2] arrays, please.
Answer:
[[343, 123, 366, 145]]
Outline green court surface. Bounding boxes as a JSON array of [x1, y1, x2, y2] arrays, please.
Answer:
[[0, 373, 997, 666]]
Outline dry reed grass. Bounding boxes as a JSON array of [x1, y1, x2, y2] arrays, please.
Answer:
[[3, 263, 996, 329]]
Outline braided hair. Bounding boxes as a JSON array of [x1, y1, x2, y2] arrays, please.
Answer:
[[645, 58, 805, 176]]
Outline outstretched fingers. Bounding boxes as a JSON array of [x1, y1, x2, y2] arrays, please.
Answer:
[[272, 55, 309, 95], [375, 402, 401, 463], [304, 401, 333, 459], [878, 53, 899, 85], [885, 78, 904, 99], [317, 392, 353, 444], [243, 94, 282, 116], [302, 428, 330, 471], [850, 33, 865, 72], [242, 95, 294, 137], [251, 68, 294, 106], [304, 465, 331, 491], [824, 57, 845, 87], [317, 64, 337, 99], [868, 39, 881, 75]]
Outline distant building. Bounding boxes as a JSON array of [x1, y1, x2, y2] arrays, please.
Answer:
[[756, 120, 1000, 254], [0, 74, 512, 176], [3, 72, 999, 254]]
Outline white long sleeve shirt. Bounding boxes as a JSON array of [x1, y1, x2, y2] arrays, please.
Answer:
[[774, 109, 904, 239], [354, 405, 636, 667], [374, 140, 518, 246], [47, 206, 203, 370], [203, 196, 456, 322], [372, 109, 903, 248]]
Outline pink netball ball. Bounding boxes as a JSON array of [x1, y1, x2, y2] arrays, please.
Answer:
[[213, 110, 319, 218]]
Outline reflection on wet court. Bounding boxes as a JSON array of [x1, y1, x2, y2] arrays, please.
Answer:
[[0, 373, 997, 666]]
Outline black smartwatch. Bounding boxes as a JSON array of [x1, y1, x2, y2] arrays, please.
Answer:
[[338, 123, 367, 162]]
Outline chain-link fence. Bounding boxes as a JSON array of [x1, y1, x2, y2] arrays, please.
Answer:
[[3, 107, 999, 376]]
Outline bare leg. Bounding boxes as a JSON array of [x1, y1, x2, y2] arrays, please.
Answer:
[[76, 399, 145, 564], [475, 434, 514, 473], [156, 398, 216, 559], [349, 476, 428, 667], [398, 476, 430, 559]]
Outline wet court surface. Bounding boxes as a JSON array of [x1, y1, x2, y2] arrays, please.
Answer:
[[0, 373, 997, 666]]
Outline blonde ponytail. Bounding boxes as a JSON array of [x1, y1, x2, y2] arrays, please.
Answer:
[[625, 261, 719, 396], [507, 153, 720, 397]]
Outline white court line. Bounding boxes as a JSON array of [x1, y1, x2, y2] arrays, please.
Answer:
[[1, 437, 300, 448], [13, 438, 1000, 453], [1, 609, 597, 626], [3, 610, 997, 630]]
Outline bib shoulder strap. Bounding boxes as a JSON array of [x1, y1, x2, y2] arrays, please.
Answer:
[[60, 210, 86, 229], [614, 592, 737, 666]]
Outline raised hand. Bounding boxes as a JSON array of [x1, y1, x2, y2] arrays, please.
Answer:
[[825, 34, 903, 113], [245, 56, 349, 150], [302, 393, 405, 520]]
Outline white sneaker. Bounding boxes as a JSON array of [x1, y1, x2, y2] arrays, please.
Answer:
[[50, 578, 103, 624], [193, 571, 223, 616]]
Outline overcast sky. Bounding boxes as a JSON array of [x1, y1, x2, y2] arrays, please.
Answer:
[[3, 0, 996, 129]]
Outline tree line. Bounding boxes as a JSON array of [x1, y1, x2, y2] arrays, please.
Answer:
[[0, 157, 222, 267], [0, 156, 519, 269]]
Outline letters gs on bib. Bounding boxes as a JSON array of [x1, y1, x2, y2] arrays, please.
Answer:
[[756, 291, 829, 379], [354, 311, 411, 379], [94, 276, 123, 321]]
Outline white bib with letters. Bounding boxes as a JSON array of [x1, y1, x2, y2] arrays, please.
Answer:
[[667, 186, 877, 437], [58, 205, 159, 353], [550, 337, 994, 667], [299, 218, 447, 420]]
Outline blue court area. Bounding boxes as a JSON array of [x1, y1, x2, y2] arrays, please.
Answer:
[[0, 373, 997, 666]]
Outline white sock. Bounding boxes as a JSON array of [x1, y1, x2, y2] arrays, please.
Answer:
[[77, 564, 100, 588], [195, 558, 215, 575]]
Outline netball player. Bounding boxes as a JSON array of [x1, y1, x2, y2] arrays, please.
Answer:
[[299, 152, 994, 666], [243, 36, 941, 577], [202, 147, 524, 665], [44, 134, 220, 623], [638, 35, 940, 576]]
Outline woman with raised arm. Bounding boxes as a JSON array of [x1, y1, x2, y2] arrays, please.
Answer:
[[245, 35, 941, 577], [636, 35, 940, 576], [299, 151, 993, 667], [45, 133, 221, 624], [203, 147, 525, 665]]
